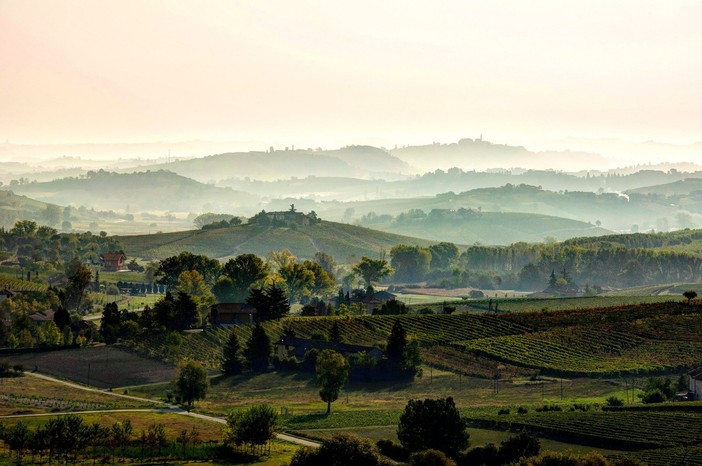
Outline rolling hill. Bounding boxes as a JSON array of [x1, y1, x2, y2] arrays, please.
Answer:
[[9, 169, 259, 214], [117, 220, 436, 262], [359, 211, 611, 245], [626, 178, 702, 196]]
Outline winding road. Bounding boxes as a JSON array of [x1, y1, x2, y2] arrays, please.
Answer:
[[1, 371, 319, 448]]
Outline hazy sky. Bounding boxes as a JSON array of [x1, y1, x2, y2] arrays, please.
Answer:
[[2, 0, 701, 152]]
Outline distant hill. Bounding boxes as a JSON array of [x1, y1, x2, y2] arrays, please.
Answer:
[[8, 169, 259, 214], [125, 146, 413, 182], [390, 137, 610, 172], [117, 220, 435, 262], [626, 178, 702, 196], [0, 190, 57, 229], [359, 211, 611, 245]]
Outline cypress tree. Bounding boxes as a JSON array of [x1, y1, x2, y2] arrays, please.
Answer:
[[222, 330, 244, 375]]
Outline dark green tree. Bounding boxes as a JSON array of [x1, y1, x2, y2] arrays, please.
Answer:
[[53, 305, 71, 331], [221, 254, 269, 301], [329, 321, 343, 343], [683, 290, 697, 304], [290, 433, 386, 466], [156, 252, 221, 288], [175, 361, 209, 410], [397, 397, 468, 458], [244, 323, 272, 372], [222, 331, 244, 375]]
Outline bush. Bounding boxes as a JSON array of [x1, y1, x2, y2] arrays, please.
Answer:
[[290, 433, 391, 466], [606, 397, 624, 407], [498, 408, 511, 415], [517, 407, 528, 414], [409, 449, 457, 466], [397, 397, 469, 458], [376, 439, 409, 462], [641, 389, 666, 404]]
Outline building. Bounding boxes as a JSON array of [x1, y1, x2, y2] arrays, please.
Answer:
[[210, 303, 257, 326], [689, 367, 702, 400], [275, 335, 384, 361], [101, 252, 126, 272], [28, 309, 55, 323]]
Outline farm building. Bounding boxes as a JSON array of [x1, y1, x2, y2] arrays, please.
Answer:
[[689, 367, 702, 400], [28, 309, 55, 323], [210, 303, 257, 325], [276, 335, 383, 361], [100, 252, 126, 272]]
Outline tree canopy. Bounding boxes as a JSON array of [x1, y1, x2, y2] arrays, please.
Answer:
[[316, 349, 349, 414], [352, 257, 393, 287], [397, 397, 469, 458]]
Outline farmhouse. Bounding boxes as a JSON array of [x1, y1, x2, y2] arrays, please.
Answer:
[[101, 252, 126, 272], [210, 303, 257, 326], [28, 309, 55, 323], [689, 367, 702, 400], [275, 335, 384, 361]]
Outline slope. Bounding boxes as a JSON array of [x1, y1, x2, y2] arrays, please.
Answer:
[[118, 220, 436, 261]]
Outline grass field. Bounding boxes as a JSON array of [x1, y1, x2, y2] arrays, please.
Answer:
[[0, 374, 150, 416]]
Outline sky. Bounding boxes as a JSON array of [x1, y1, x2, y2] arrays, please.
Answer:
[[1, 0, 701, 158]]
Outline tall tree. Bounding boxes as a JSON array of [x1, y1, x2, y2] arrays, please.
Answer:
[[279, 263, 315, 303], [222, 331, 244, 375], [65, 258, 92, 311], [156, 252, 221, 288], [352, 257, 393, 287], [316, 349, 349, 414], [391, 244, 431, 282], [244, 323, 272, 372], [226, 404, 279, 456]]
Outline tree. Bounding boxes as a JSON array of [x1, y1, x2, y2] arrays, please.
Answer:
[[175, 361, 209, 410], [43, 321, 63, 346], [175, 270, 212, 298], [221, 254, 269, 301], [316, 349, 349, 414], [279, 262, 315, 302], [266, 248, 297, 272], [65, 259, 92, 311], [246, 283, 290, 320], [42, 204, 62, 226], [683, 290, 697, 304], [157, 252, 221, 288], [303, 260, 336, 297], [352, 257, 393, 287], [397, 397, 468, 458], [222, 331, 244, 375], [314, 252, 337, 280], [429, 242, 459, 270], [244, 323, 272, 372], [497, 431, 540, 464], [390, 244, 431, 282], [53, 305, 71, 330], [226, 404, 279, 456], [290, 433, 388, 466], [329, 321, 343, 343], [385, 319, 420, 377]]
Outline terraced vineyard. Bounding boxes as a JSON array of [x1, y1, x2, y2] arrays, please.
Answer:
[[0, 275, 48, 292], [468, 410, 702, 450], [127, 302, 702, 378], [130, 313, 532, 368]]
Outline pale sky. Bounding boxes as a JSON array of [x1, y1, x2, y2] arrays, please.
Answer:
[[1, 0, 701, 152]]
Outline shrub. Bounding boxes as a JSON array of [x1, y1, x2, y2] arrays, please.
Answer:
[[606, 397, 624, 407], [409, 449, 457, 466], [376, 439, 409, 462], [517, 407, 528, 414], [290, 433, 391, 466], [498, 408, 511, 415], [641, 389, 666, 404]]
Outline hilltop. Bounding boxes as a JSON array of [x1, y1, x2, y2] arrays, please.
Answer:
[[118, 219, 435, 261]]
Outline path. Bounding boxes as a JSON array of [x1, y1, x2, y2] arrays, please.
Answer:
[[17, 372, 319, 448]]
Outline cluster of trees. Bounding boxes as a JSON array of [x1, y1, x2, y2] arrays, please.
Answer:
[[192, 212, 243, 229], [0, 220, 123, 269], [0, 415, 207, 464]]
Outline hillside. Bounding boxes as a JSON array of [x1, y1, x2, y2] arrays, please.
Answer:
[[124, 146, 413, 182], [359, 211, 611, 245], [9, 169, 259, 214], [627, 178, 702, 196], [118, 220, 436, 261]]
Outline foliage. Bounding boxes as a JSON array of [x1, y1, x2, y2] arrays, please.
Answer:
[[226, 404, 279, 455], [156, 251, 221, 288], [244, 322, 272, 372], [683, 290, 697, 303], [316, 349, 349, 414], [397, 397, 468, 458], [290, 433, 391, 466], [222, 330, 244, 375], [175, 361, 209, 409], [246, 283, 290, 320], [409, 449, 457, 466], [218, 254, 269, 302], [353, 257, 393, 287], [391, 244, 432, 282]]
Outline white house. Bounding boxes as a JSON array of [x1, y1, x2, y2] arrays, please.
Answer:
[[689, 367, 702, 400]]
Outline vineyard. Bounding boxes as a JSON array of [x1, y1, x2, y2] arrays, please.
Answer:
[[127, 302, 702, 378], [467, 410, 702, 450], [0, 275, 48, 292]]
